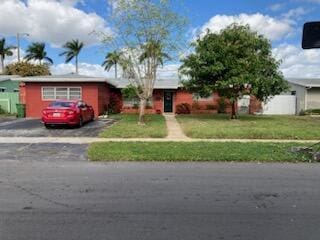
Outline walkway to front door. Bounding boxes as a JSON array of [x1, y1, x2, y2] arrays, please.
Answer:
[[163, 114, 189, 140]]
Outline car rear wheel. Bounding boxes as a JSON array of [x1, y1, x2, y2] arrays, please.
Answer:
[[44, 124, 51, 129], [78, 117, 83, 128]]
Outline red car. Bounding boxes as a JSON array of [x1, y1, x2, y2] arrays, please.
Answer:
[[42, 100, 94, 128]]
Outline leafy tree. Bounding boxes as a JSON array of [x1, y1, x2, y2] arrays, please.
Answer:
[[104, 0, 187, 124], [24, 42, 53, 65], [102, 51, 122, 79], [0, 38, 15, 74], [180, 24, 288, 119], [60, 39, 84, 74], [5, 62, 50, 76]]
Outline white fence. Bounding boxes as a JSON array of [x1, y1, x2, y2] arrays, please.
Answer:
[[263, 95, 296, 115]]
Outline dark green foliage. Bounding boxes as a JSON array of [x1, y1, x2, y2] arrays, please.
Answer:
[[5, 62, 51, 76], [24, 42, 53, 64], [180, 24, 288, 118]]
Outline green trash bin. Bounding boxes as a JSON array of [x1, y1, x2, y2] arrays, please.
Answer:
[[16, 103, 26, 118]]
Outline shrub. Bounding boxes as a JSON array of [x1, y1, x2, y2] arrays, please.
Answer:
[[0, 105, 6, 114], [305, 109, 320, 115], [5, 62, 50, 76], [108, 92, 122, 114], [176, 103, 191, 114], [218, 97, 226, 113], [206, 104, 217, 110]]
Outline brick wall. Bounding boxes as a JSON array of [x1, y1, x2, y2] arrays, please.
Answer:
[[23, 82, 107, 118]]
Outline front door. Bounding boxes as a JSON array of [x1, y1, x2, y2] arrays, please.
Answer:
[[164, 91, 173, 112]]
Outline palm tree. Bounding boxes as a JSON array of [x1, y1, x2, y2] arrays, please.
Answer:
[[60, 39, 84, 74], [0, 38, 15, 73], [139, 40, 170, 67], [24, 42, 53, 65], [102, 51, 122, 79]]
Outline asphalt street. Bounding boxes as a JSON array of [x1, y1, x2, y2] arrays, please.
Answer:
[[1, 143, 320, 240]]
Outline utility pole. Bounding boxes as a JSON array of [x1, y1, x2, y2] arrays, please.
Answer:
[[16, 33, 29, 62]]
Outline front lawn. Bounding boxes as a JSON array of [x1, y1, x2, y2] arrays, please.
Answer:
[[99, 114, 167, 138], [176, 114, 320, 139], [88, 142, 310, 162]]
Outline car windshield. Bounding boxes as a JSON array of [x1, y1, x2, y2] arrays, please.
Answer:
[[49, 101, 74, 108]]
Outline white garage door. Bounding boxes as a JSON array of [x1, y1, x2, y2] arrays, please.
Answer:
[[263, 95, 296, 115]]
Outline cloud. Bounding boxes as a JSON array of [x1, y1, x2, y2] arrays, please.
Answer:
[[282, 7, 309, 19], [268, 3, 286, 11], [0, 0, 111, 47], [197, 13, 294, 41], [273, 43, 320, 78]]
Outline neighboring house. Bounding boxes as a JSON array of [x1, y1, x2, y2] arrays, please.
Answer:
[[0, 75, 20, 92], [287, 78, 320, 113], [13, 73, 261, 118], [13, 74, 114, 118], [0, 75, 20, 114]]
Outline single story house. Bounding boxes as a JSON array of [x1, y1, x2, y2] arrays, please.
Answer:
[[0, 75, 20, 92], [287, 78, 320, 113], [13, 73, 261, 118], [13, 74, 113, 118], [0, 75, 20, 114]]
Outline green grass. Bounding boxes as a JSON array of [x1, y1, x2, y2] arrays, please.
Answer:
[[88, 142, 311, 162], [99, 114, 167, 138], [176, 114, 320, 139]]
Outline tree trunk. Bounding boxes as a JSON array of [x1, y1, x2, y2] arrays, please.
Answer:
[[138, 98, 147, 125], [1, 56, 4, 74], [75, 55, 78, 74], [231, 100, 238, 119]]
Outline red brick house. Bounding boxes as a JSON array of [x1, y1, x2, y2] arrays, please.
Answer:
[[14, 74, 114, 118], [13, 74, 261, 118]]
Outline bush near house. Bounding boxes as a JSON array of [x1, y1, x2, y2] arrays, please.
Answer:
[[305, 109, 320, 115], [0, 105, 6, 114], [176, 103, 191, 114], [108, 92, 122, 114]]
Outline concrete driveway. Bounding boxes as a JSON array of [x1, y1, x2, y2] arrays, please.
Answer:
[[0, 118, 115, 137]]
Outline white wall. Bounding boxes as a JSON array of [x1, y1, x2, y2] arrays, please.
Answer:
[[263, 95, 296, 115]]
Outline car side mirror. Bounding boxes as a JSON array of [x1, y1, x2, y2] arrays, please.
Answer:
[[302, 22, 320, 49]]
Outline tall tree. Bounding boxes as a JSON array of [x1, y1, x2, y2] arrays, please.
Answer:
[[102, 51, 122, 79], [5, 62, 50, 76], [180, 24, 288, 119], [0, 38, 15, 73], [60, 39, 84, 74], [24, 42, 53, 65], [104, 0, 187, 124]]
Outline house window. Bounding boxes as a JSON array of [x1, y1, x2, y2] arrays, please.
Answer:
[[42, 87, 82, 100], [192, 93, 213, 101], [13, 88, 19, 92], [0, 87, 6, 92]]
